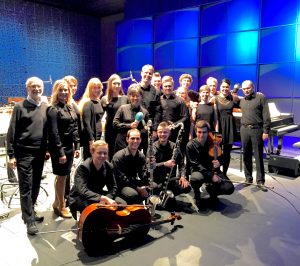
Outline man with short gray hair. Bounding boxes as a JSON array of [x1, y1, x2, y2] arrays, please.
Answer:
[[7, 77, 48, 235]]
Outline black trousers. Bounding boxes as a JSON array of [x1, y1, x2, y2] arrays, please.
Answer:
[[151, 180, 191, 197], [15, 147, 46, 223], [222, 144, 232, 176], [190, 171, 234, 199], [240, 126, 265, 183], [119, 186, 147, 204]]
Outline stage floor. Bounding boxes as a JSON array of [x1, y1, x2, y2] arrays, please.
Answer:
[[1, 152, 300, 266]]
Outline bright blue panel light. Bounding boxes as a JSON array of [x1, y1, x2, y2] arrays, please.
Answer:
[[117, 17, 153, 47], [117, 45, 153, 72], [227, 0, 259, 32], [296, 24, 300, 62], [260, 25, 296, 64], [227, 31, 258, 65]]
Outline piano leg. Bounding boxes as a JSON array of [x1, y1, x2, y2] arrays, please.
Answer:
[[276, 136, 283, 155], [268, 136, 274, 155]]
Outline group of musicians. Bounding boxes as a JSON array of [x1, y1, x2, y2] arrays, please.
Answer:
[[5, 64, 270, 235]]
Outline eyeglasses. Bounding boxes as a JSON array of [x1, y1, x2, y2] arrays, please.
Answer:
[[163, 85, 172, 88]]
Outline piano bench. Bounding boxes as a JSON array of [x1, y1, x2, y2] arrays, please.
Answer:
[[292, 142, 300, 149]]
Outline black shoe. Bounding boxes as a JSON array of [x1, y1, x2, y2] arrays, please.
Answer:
[[195, 198, 207, 212], [257, 182, 268, 192], [34, 212, 44, 223], [27, 221, 38, 235], [243, 177, 253, 186]]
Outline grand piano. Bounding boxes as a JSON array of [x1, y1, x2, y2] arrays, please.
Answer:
[[234, 102, 300, 155]]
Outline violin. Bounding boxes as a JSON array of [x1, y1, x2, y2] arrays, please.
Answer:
[[208, 132, 222, 183], [78, 203, 181, 252], [208, 132, 222, 159]]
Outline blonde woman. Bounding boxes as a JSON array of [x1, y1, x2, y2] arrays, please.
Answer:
[[48, 79, 80, 218], [63, 75, 81, 203], [79, 77, 104, 159]]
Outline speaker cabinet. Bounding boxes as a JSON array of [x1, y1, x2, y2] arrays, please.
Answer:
[[268, 155, 300, 177]]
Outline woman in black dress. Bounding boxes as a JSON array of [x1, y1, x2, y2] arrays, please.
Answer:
[[194, 84, 218, 131], [79, 78, 104, 160], [214, 78, 240, 176], [63, 75, 81, 204], [101, 74, 128, 160], [48, 79, 80, 218]]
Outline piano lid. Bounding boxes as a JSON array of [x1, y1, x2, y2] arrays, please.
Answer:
[[268, 102, 293, 119]]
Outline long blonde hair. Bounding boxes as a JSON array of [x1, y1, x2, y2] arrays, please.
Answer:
[[78, 77, 103, 113], [50, 79, 72, 106]]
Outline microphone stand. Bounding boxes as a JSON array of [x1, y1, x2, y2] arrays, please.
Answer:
[[102, 71, 138, 84]]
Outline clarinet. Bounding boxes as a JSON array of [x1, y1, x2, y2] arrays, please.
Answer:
[[160, 122, 184, 207], [146, 120, 161, 217], [100, 111, 107, 141]]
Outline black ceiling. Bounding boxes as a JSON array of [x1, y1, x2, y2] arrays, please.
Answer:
[[25, 0, 125, 17]]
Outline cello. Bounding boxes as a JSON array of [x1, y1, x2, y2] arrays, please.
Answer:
[[78, 204, 181, 252]]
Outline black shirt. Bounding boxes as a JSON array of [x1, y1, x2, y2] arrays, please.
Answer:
[[152, 140, 186, 184], [68, 158, 117, 211], [160, 93, 189, 125], [186, 138, 214, 179], [196, 103, 215, 130], [140, 84, 161, 130], [112, 147, 148, 189], [47, 102, 80, 157], [239, 93, 271, 134], [82, 99, 104, 141]]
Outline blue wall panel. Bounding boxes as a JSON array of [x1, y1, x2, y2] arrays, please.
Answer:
[[154, 8, 199, 43], [199, 66, 226, 86], [117, 45, 153, 72], [227, 0, 260, 32], [227, 31, 258, 65], [117, 18, 153, 47], [261, 0, 299, 27], [200, 35, 226, 66], [259, 63, 295, 98], [294, 62, 300, 97], [260, 25, 296, 64], [225, 65, 257, 88], [154, 39, 199, 69], [201, 2, 228, 36]]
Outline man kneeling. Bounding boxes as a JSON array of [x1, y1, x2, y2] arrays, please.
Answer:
[[69, 140, 126, 219], [186, 120, 234, 209]]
